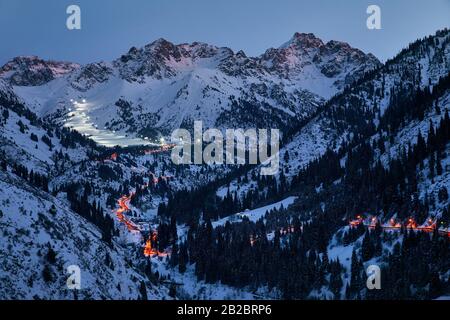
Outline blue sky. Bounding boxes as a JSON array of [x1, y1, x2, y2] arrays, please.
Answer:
[[0, 0, 449, 65]]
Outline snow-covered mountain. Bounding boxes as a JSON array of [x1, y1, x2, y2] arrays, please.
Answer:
[[261, 32, 380, 96], [1, 29, 449, 300], [1, 33, 379, 144], [0, 56, 79, 87], [214, 29, 450, 273], [205, 29, 450, 300], [240, 29, 450, 186]]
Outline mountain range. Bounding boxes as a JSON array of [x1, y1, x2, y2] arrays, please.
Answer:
[[0, 33, 380, 142], [0, 29, 449, 300]]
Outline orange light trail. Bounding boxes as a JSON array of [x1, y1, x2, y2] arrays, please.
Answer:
[[348, 215, 449, 237], [143, 231, 168, 257], [114, 187, 168, 257], [144, 144, 175, 155]]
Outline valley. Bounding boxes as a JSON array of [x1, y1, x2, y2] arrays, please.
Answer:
[[0, 28, 449, 300]]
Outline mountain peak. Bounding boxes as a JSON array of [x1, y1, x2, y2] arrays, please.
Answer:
[[280, 32, 324, 49], [148, 37, 174, 48], [0, 56, 79, 86]]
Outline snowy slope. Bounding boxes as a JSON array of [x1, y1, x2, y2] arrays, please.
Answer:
[[0, 170, 165, 299], [212, 196, 297, 228]]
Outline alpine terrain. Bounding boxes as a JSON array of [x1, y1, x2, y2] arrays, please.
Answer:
[[0, 29, 449, 300]]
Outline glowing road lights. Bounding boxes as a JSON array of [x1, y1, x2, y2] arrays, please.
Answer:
[[114, 187, 167, 258], [349, 216, 448, 237]]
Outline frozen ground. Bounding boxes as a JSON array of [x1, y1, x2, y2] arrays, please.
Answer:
[[64, 100, 157, 147]]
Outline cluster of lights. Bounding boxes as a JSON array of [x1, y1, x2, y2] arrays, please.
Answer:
[[69, 98, 87, 105], [66, 97, 169, 145], [349, 215, 449, 237], [139, 136, 168, 144]]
